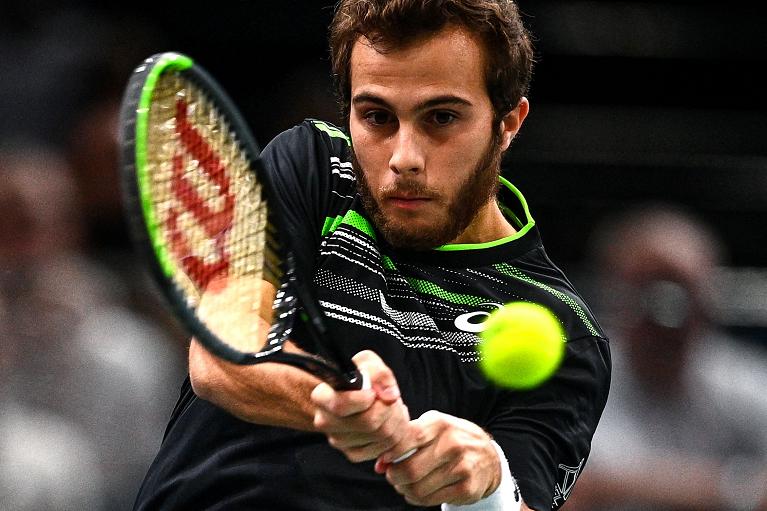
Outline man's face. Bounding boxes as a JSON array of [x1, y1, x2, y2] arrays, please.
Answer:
[[348, 24, 525, 250]]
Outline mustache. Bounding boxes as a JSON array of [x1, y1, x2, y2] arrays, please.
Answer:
[[378, 179, 439, 199]]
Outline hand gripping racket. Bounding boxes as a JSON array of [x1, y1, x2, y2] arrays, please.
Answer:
[[119, 52, 364, 390]]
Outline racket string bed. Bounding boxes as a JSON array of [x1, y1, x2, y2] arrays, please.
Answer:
[[124, 52, 362, 388], [146, 74, 276, 354]]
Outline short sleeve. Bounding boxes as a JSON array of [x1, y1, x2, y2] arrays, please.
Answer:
[[486, 335, 611, 511], [259, 120, 352, 275]]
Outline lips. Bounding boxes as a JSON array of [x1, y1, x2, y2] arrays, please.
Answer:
[[388, 194, 430, 201], [379, 183, 437, 211], [385, 196, 432, 211], [383, 188, 435, 201]]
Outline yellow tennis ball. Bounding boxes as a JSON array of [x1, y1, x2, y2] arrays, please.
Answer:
[[478, 302, 565, 390]]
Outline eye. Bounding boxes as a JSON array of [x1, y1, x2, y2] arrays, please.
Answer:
[[431, 110, 458, 126], [363, 110, 393, 126]]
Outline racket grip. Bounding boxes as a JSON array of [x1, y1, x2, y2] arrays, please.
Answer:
[[326, 368, 366, 391], [275, 351, 365, 391]]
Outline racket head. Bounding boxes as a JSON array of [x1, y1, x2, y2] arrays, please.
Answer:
[[119, 52, 361, 389]]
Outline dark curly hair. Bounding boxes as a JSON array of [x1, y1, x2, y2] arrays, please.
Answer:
[[329, 0, 535, 125]]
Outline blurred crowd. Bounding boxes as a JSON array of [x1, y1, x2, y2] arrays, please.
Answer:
[[1, 6, 186, 510], [569, 204, 767, 511], [0, 147, 185, 509], [1, 3, 766, 511]]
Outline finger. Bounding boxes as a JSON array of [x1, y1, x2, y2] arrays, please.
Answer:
[[326, 411, 409, 463], [374, 419, 423, 473], [385, 442, 449, 487], [314, 395, 403, 435], [374, 446, 418, 475], [394, 458, 463, 506], [322, 403, 404, 447], [326, 430, 381, 450], [383, 410, 457, 486], [402, 479, 469, 508], [329, 437, 398, 463], [392, 447, 417, 464], [352, 350, 400, 404], [391, 412, 501, 507], [380, 409, 444, 463], [310, 381, 376, 418]]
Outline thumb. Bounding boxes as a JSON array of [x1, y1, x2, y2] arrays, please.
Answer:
[[352, 350, 400, 404]]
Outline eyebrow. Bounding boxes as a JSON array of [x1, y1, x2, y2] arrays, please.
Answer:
[[352, 93, 473, 111]]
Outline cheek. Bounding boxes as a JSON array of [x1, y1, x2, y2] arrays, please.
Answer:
[[351, 136, 389, 188], [437, 139, 483, 180]]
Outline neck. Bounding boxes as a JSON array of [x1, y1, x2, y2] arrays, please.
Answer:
[[448, 200, 516, 245]]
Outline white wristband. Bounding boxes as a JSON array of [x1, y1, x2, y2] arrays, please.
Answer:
[[441, 440, 522, 511]]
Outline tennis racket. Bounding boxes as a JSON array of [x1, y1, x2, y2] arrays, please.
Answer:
[[119, 52, 364, 391]]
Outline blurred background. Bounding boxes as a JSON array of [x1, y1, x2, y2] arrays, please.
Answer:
[[1, 1, 765, 509]]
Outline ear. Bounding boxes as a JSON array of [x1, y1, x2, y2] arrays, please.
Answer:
[[499, 97, 529, 151]]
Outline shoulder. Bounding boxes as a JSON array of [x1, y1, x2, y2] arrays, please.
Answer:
[[262, 119, 350, 160], [260, 119, 354, 195], [493, 244, 612, 400], [495, 244, 608, 345]]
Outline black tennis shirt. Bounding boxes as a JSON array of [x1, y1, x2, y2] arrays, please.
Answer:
[[133, 120, 611, 511]]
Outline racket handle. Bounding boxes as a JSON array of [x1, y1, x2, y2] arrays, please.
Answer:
[[266, 351, 365, 391], [325, 368, 366, 391]]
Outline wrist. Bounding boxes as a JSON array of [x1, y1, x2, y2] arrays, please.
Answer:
[[482, 439, 503, 499]]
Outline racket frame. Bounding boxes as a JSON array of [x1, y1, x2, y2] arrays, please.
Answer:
[[120, 52, 362, 390]]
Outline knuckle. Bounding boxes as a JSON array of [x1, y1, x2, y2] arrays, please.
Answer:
[[354, 350, 382, 371], [410, 484, 430, 501], [341, 445, 365, 462], [402, 464, 420, 482], [454, 480, 474, 500], [326, 399, 346, 416], [399, 484, 422, 504], [400, 403, 411, 422], [445, 441, 463, 460], [313, 414, 327, 430], [358, 413, 381, 434], [454, 459, 471, 479], [406, 496, 427, 507], [376, 418, 399, 441], [347, 451, 365, 463], [387, 466, 413, 486], [353, 349, 376, 362]]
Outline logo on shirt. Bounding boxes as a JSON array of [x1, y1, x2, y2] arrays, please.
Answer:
[[552, 458, 584, 507], [453, 303, 503, 333]]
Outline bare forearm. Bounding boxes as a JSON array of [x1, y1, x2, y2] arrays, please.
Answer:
[[188, 338, 321, 430]]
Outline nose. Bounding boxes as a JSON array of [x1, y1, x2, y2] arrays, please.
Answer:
[[388, 125, 425, 175]]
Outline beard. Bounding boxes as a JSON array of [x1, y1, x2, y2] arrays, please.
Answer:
[[353, 132, 503, 251]]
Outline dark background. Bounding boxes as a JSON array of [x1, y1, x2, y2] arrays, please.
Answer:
[[3, 2, 765, 257], [1, 3, 765, 508], [1, 0, 765, 327]]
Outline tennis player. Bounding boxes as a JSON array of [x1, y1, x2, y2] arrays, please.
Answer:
[[133, 1, 610, 510]]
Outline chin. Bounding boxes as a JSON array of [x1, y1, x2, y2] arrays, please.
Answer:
[[380, 221, 458, 251]]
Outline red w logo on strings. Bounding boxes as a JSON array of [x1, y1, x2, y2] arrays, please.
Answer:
[[166, 98, 235, 289]]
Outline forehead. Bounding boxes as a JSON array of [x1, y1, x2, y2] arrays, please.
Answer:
[[349, 24, 489, 105]]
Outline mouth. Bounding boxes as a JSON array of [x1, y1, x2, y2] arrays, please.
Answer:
[[384, 195, 433, 211]]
